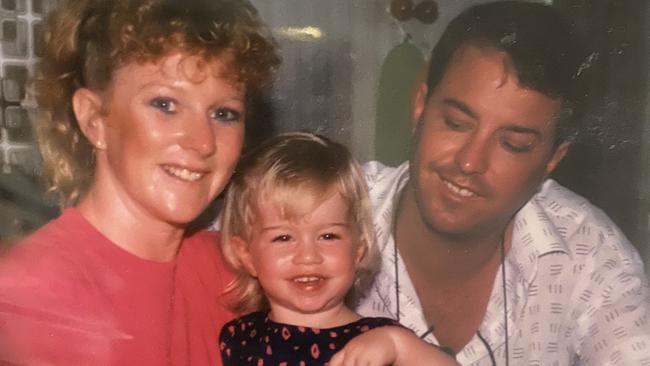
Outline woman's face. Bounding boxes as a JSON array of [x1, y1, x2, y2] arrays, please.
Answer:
[[92, 53, 246, 226]]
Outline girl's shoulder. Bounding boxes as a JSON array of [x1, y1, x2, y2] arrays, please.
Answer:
[[219, 311, 267, 339]]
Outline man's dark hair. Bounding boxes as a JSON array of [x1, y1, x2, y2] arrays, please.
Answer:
[[427, 1, 593, 145]]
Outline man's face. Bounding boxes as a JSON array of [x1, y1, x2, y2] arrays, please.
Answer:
[[410, 45, 568, 238]]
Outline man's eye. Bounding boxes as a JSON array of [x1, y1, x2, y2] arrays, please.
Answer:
[[150, 97, 176, 114], [444, 117, 469, 131], [271, 234, 292, 243], [212, 107, 242, 123], [502, 141, 533, 153], [501, 135, 536, 153]]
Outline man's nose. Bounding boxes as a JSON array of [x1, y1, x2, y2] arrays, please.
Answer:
[[454, 133, 489, 175]]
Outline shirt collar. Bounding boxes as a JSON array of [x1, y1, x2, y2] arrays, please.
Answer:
[[462, 181, 574, 364], [370, 162, 410, 254], [465, 179, 582, 363]]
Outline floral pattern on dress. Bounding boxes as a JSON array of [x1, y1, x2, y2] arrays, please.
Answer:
[[219, 311, 401, 366]]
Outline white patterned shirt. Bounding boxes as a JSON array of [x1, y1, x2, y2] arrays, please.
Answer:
[[356, 161, 650, 366]]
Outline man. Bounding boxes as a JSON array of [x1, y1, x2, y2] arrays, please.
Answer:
[[357, 1, 650, 365]]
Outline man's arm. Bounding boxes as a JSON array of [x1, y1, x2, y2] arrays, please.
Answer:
[[330, 326, 459, 366], [572, 242, 650, 365]]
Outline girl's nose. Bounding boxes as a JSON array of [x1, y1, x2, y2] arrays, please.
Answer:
[[292, 241, 324, 265]]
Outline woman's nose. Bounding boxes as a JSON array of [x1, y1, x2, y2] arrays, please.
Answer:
[[177, 114, 216, 157]]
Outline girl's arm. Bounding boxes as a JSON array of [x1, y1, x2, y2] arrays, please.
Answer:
[[329, 326, 459, 366]]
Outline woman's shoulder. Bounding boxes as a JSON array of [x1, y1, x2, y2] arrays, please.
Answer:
[[12, 208, 84, 246], [176, 229, 234, 305], [178, 229, 230, 275], [1, 208, 90, 274], [0, 210, 107, 335], [181, 229, 221, 255]]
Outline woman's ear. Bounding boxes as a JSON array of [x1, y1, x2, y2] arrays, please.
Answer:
[[72, 88, 107, 150], [231, 236, 258, 277]]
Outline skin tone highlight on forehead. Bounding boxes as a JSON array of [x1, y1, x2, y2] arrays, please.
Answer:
[[250, 185, 352, 236]]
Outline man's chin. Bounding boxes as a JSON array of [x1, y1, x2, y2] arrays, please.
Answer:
[[420, 212, 496, 241]]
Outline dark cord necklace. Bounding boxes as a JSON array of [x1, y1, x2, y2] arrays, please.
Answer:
[[500, 236, 510, 366], [393, 236, 509, 365]]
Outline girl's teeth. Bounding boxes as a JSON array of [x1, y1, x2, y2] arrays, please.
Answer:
[[294, 276, 321, 283], [444, 180, 475, 197], [162, 165, 204, 181]]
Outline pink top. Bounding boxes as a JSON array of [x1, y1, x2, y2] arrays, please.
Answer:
[[0, 208, 233, 365]]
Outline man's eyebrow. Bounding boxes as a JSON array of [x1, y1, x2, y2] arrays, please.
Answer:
[[443, 98, 544, 137], [503, 125, 542, 137], [442, 98, 478, 119]]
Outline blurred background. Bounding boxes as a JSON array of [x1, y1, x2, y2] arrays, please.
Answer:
[[1, 0, 648, 270]]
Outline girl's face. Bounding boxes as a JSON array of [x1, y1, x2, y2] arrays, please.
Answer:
[[87, 53, 246, 226], [237, 193, 366, 327]]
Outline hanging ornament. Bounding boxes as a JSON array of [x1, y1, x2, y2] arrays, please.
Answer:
[[390, 0, 414, 22], [390, 0, 438, 24], [375, 36, 426, 166], [414, 1, 438, 24]]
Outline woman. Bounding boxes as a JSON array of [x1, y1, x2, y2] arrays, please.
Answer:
[[0, 0, 279, 364]]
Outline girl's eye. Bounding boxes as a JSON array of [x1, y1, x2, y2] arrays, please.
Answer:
[[271, 234, 292, 243], [150, 97, 176, 114], [211, 107, 242, 123], [320, 232, 340, 241]]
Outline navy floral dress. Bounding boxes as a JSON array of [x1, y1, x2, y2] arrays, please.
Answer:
[[219, 311, 400, 366]]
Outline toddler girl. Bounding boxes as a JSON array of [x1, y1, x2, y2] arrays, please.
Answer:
[[219, 132, 457, 366]]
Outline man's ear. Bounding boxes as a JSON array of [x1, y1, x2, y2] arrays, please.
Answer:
[[544, 142, 570, 176], [411, 82, 428, 131], [231, 236, 257, 277], [72, 88, 107, 150]]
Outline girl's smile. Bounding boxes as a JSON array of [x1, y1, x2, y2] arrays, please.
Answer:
[[237, 192, 365, 328]]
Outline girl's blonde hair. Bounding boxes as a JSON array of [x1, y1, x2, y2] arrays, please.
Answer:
[[221, 132, 377, 314], [36, 0, 280, 207]]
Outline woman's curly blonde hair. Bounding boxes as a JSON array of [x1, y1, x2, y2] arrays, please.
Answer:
[[220, 132, 378, 315], [36, 0, 280, 207]]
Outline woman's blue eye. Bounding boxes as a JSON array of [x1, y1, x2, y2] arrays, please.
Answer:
[[212, 107, 242, 123], [150, 97, 176, 114]]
